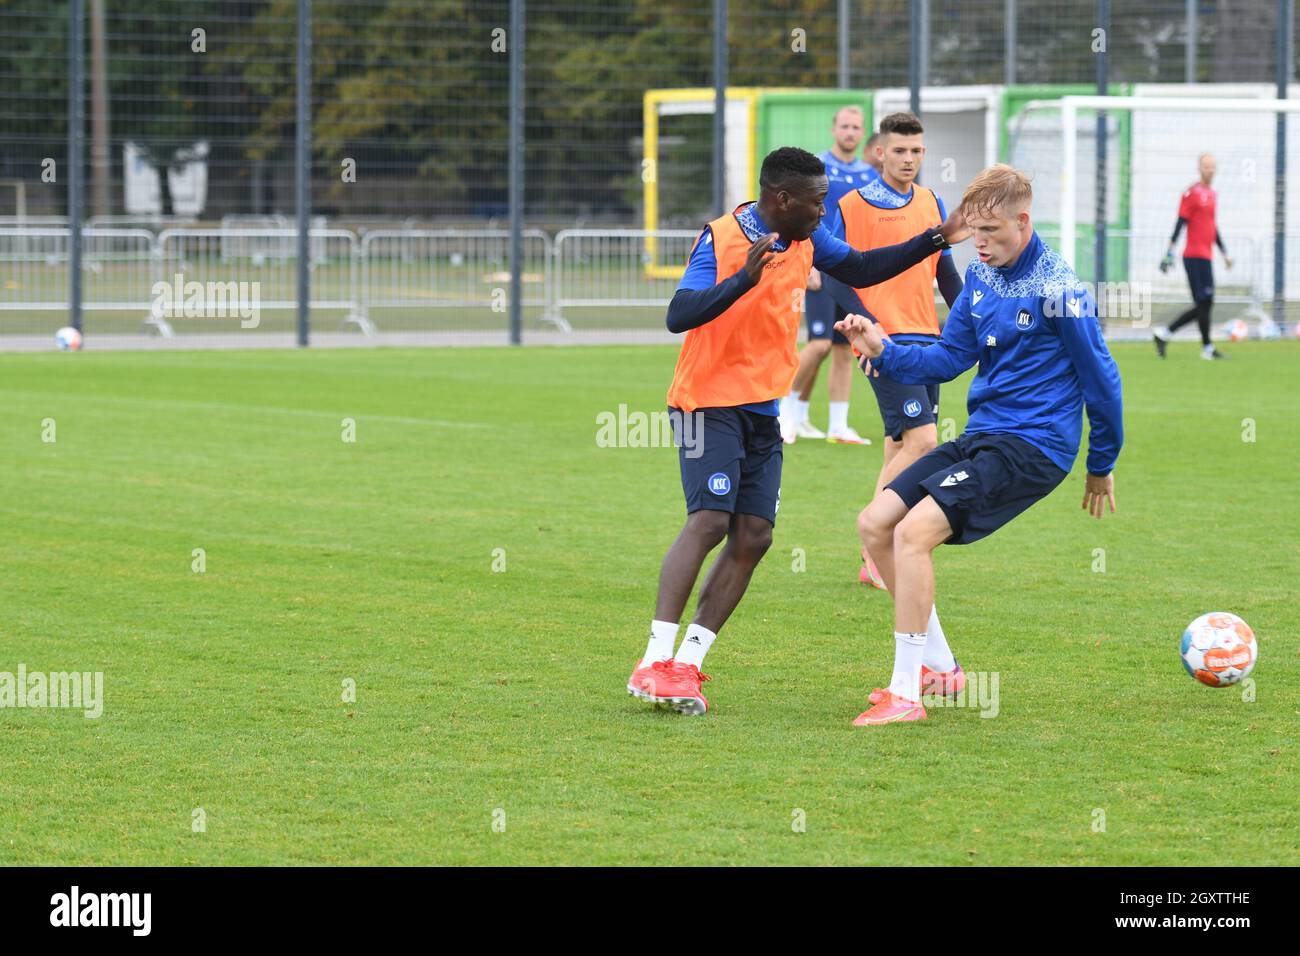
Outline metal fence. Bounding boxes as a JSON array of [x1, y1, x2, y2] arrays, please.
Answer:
[[3, 224, 1291, 345]]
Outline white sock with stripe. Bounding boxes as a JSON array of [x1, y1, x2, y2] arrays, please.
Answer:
[[888, 631, 928, 702], [922, 606, 957, 672], [674, 623, 716, 668], [642, 620, 679, 665]]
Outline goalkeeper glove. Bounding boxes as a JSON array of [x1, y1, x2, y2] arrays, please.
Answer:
[[1159, 251, 1174, 274]]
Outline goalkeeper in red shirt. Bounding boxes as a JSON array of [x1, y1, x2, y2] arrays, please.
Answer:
[[1153, 153, 1233, 360]]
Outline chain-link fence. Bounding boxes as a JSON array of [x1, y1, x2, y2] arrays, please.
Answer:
[[2, 0, 1299, 345]]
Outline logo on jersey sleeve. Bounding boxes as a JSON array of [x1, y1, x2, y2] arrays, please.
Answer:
[[902, 398, 923, 418], [1016, 308, 1034, 330], [707, 473, 732, 496], [971, 290, 984, 306]]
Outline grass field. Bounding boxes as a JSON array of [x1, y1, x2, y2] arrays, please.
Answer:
[[0, 340, 1296, 866]]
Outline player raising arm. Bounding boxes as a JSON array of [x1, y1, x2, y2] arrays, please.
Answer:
[[627, 146, 970, 716], [835, 164, 1122, 726]]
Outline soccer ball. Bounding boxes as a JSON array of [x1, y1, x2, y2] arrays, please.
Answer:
[[55, 326, 82, 351], [1227, 318, 1249, 342], [1180, 612, 1257, 687]]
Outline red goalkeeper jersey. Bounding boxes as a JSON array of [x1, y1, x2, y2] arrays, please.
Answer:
[[1177, 182, 1217, 260]]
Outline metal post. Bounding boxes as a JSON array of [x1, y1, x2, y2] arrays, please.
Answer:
[[68, 0, 84, 333], [1185, 0, 1197, 84], [713, 0, 727, 216], [909, 0, 922, 117], [295, 0, 311, 347], [508, 0, 524, 345], [1005, 0, 1017, 86], [1275, 0, 1292, 325], [838, 0, 849, 90], [1095, 0, 1109, 314]]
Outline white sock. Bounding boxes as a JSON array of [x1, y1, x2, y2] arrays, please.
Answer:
[[1202, 342, 1215, 354], [828, 401, 849, 434], [674, 623, 716, 668], [1155, 326, 1170, 340], [794, 398, 810, 423], [922, 606, 956, 672], [888, 631, 927, 701], [642, 620, 678, 665], [779, 394, 796, 423]]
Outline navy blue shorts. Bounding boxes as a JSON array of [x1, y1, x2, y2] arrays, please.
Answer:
[[885, 432, 1068, 545], [869, 339, 940, 441], [804, 287, 849, 345], [1184, 256, 1214, 302], [673, 406, 783, 526]]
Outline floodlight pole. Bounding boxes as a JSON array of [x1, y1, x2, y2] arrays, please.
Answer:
[[508, 0, 524, 345], [1274, 0, 1292, 326], [69, 0, 85, 333], [295, 0, 311, 347], [713, 0, 727, 217], [1095, 0, 1109, 323]]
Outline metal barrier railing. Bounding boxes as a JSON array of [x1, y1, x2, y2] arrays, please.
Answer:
[[553, 229, 698, 327], [359, 228, 554, 330], [1, 225, 1293, 339], [0, 227, 157, 312]]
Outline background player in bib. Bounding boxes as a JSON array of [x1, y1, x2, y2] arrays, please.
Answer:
[[1153, 153, 1232, 360], [824, 112, 965, 589], [836, 165, 1123, 726], [778, 106, 880, 445], [627, 147, 971, 716]]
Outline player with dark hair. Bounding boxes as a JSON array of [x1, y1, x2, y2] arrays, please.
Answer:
[[1153, 153, 1232, 360], [627, 145, 971, 715], [838, 164, 1122, 726], [779, 106, 880, 445], [823, 111, 964, 590]]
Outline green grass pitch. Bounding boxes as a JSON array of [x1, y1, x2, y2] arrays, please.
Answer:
[[0, 340, 1296, 865]]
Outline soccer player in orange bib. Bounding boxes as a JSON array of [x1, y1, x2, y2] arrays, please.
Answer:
[[823, 112, 965, 589], [626, 147, 970, 715]]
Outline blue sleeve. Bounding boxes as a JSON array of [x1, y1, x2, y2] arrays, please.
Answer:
[[677, 226, 718, 291], [823, 205, 845, 242], [874, 274, 980, 384], [810, 221, 851, 272], [936, 254, 963, 307], [934, 193, 952, 258], [1048, 287, 1124, 475]]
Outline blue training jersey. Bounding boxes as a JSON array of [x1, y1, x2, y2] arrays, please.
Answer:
[[820, 150, 879, 208], [874, 231, 1124, 475]]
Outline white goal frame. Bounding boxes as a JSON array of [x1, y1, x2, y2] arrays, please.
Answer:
[[1019, 94, 1300, 269]]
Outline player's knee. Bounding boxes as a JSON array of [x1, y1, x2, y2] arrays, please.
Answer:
[[859, 501, 896, 545], [894, 512, 939, 554], [686, 510, 730, 548], [733, 519, 773, 563], [902, 427, 938, 456]]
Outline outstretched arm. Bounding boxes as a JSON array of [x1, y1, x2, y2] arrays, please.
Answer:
[[1052, 288, 1124, 479], [813, 205, 970, 289]]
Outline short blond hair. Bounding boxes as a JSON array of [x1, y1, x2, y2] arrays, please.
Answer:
[[961, 164, 1033, 219]]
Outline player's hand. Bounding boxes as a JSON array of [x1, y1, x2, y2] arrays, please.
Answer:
[[806, 268, 822, 292], [938, 207, 971, 246], [744, 232, 778, 284], [1082, 472, 1116, 519], [1224, 255, 1234, 271], [1158, 251, 1174, 274], [835, 314, 887, 373]]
